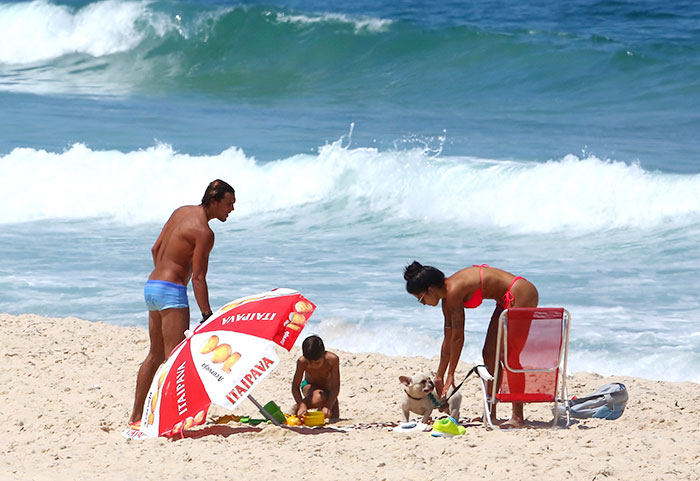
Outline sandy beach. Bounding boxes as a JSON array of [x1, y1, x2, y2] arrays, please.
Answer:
[[1, 313, 698, 481]]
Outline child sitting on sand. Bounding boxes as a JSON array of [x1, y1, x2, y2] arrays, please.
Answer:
[[291, 335, 340, 421]]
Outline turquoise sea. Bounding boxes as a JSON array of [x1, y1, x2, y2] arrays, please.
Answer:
[[1, 0, 699, 382]]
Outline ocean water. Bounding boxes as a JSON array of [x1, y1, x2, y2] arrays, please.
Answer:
[[1, 0, 699, 382]]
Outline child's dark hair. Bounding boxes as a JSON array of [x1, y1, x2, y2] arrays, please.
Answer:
[[403, 260, 446, 295], [302, 335, 326, 361]]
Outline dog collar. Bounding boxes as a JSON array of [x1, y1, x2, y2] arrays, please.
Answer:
[[404, 389, 442, 409], [404, 389, 424, 401], [427, 393, 442, 408]]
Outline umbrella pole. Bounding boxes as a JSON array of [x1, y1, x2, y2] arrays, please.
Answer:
[[247, 395, 282, 426]]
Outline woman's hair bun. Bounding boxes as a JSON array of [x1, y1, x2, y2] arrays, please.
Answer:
[[403, 261, 424, 281]]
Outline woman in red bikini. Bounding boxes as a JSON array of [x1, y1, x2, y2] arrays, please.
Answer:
[[403, 261, 539, 428]]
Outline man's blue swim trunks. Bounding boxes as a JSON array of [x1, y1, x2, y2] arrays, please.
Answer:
[[144, 280, 189, 311]]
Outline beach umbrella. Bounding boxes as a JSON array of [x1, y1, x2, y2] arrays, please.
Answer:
[[128, 288, 315, 439]]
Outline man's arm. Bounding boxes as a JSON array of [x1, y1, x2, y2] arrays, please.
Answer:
[[191, 229, 214, 318]]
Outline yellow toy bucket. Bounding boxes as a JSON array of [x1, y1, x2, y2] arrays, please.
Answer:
[[304, 410, 325, 427]]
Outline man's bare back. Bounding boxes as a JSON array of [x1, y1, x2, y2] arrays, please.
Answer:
[[150, 205, 216, 314], [150, 205, 211, 285]]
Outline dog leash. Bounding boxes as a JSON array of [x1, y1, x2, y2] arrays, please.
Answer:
[[444, 365, 483, 403]]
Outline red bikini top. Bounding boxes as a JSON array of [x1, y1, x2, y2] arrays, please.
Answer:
[[463, 264, 487, 309]]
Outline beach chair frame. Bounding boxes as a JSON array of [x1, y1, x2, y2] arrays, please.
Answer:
[[477, 307, 572, 430]]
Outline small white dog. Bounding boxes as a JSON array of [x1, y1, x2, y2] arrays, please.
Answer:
[[399, 372, 462, 423]]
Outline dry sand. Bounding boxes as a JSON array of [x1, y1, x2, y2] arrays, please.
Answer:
[[1, 313, 698, 480]]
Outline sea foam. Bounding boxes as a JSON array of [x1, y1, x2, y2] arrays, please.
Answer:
[[0, 0, 171, 64], [272, 11, 392, 33], [0, 1, 392, 66], [2, 140, 699, 231]]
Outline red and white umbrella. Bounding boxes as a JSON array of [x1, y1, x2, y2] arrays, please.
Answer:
[[124, 288, 315, 439]]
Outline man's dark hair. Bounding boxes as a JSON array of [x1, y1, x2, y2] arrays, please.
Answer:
[[302, 335, 326, 361], [201, 179, 235, 207]]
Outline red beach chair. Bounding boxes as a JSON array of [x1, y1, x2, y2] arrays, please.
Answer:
[[476, 307, 572, 429]]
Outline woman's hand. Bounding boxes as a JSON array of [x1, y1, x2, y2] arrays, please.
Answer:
[[296, 402, 308, 417], [442, 373, 455, 398], [322, 406, 331, 419], [434, 374, 445, 399]]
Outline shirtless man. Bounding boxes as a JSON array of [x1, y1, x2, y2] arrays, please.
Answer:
[[291, 335, 341, 421], [128, 179, 236, 426]]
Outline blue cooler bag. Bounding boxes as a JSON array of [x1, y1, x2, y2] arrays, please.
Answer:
[[558, 382, 628, 420]]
